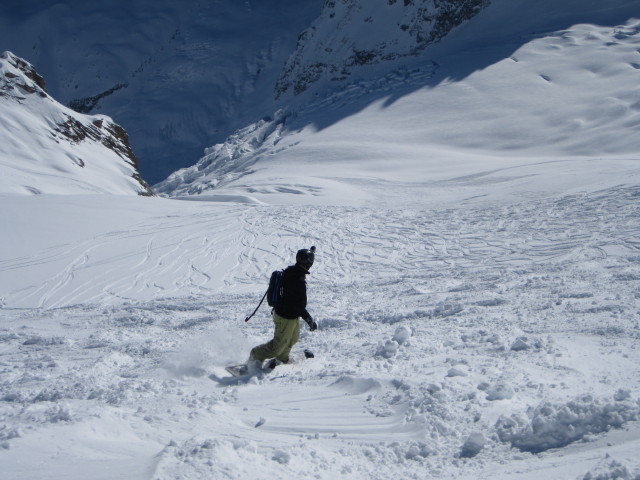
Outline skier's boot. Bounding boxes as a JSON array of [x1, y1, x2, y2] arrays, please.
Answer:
[[266, 358, 289, 370], [266, 358, 278, 370]]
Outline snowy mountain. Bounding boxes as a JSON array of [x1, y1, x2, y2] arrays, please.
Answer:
[[155, 0, 640, 205], [0, 0, 493, 186], [0, 0, 325, 185], [0, 51, 152, 195], [275, 0, 489, 97]]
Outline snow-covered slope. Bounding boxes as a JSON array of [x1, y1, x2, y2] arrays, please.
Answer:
[[155, 0, 640, 205], [0, 52, 152, 196], [1, 186, 640, 479]]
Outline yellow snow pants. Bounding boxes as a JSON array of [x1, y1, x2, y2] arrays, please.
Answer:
[[250, 311, 300, 363]]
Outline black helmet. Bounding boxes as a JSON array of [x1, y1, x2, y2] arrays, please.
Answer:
[[296, 245, 316, 270]]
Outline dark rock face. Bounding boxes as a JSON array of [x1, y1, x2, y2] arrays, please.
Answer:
[[68, 83, 128, 114], [1, 52, 47, 100], [6, 53, 47, 91], [51, 116, 153, 195], [276, 0, 489, 97]]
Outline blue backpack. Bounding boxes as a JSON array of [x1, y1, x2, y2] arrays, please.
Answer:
[[267, 269, 284, 307]]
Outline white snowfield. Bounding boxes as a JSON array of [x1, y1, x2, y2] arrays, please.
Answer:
[[2, 1, 640, 480], [2, 184, 640, 479]]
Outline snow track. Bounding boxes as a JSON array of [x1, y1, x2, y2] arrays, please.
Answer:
[[3, 184, 639, 310]]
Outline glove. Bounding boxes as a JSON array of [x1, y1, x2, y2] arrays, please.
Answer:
[[305, 316, 317, 331]]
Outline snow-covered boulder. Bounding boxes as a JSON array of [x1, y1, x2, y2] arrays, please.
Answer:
[[393, 325, 412, 345], [0, 51, 153, 196]]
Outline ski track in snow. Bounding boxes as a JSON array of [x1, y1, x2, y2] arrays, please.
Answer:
[[3, 184, 639, 310], [1, 185, 640, 478]]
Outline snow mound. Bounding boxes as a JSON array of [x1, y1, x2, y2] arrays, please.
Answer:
[[329, 376, 382, 395], [580, 458, 640, 480], [496, 395, 640, 453], [460, 432, 487, 458]]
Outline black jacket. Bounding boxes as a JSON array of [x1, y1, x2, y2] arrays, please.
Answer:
[[274, 264, 311, 320]]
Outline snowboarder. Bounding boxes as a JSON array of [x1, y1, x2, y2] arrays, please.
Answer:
[[247, 246, 318, 370]]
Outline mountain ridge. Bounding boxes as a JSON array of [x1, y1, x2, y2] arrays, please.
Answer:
[[0, 51, 153, 196], [275, 0, 489, 98]]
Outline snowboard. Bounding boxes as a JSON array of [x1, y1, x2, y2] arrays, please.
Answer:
[[225, 363, 251, 377], [224, 349, 314, 378]]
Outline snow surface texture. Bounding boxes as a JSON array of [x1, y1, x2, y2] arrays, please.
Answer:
[[0, 52, 152, 196], [1, 185, 640, 479]]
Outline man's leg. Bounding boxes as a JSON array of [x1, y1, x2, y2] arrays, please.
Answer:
[[250, 312, 298, 362], [276, 317, 300, 363]]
